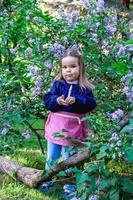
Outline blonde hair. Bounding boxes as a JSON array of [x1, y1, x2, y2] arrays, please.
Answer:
[[55, 47, 93, 89]]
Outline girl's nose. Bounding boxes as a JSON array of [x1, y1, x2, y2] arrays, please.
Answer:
[[66, 67, 71, 71]]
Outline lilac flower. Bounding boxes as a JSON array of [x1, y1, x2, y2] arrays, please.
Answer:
[[111, 16, 118, 22], [115, 109, 124, 118], [10, 44, 19, 55], [126, 44, 133, 52], [49, 42, 65, 58], [110, 143, 115, 148], [110, 109, 124, 121], [1, 125, 10, 136], [31, 87, 42, 97], [71, 197, 81, 200], [91, 33, 98, 43], [117, 46, 126, 57], [35, 76, 43, 87], [69, 10, 79, 27], [27, 66, 39, 76], [101, 39, 109, 46], [22, 130, 30, 140], [128, 96, 133, 103], [31, 75, 43, 97], [104, 16, 117, 25], [58, 10, 68, 20], [121, 77, 128, 83], [96, 0, 105, 13], [121, 73, 133, 83], [25, 47, 32, 56], [28, 38, 34, 44], [89, 194, 99, 200], [44, 60, 53, 69], [109, 132, 119, 141], [82, 0, 90, 9], [2, 9, 9, 16], [111, 113, 118, 121], [112, 153, 116, 159], [128, 33, 133, 39], [105, 25, 117, 35]]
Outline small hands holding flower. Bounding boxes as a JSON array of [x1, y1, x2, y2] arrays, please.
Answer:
[[57, 95, 76, 106]]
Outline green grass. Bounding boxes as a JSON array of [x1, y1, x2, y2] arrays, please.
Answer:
[[0, 121, 61, 200]]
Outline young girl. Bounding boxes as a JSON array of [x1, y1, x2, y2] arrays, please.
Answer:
[[39, 45, 96, 199]]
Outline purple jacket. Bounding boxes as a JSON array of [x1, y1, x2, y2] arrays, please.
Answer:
[[43, 79, 96, 114]]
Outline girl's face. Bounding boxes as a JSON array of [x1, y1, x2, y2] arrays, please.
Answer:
[[61, 56, 80, 82]]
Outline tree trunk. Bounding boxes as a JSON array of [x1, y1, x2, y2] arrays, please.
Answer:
[[0, 148, 90, 188]]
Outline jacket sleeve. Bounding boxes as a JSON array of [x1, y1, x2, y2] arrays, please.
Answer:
[[43, 81, 62, 112], [74, 88, 96, 112]]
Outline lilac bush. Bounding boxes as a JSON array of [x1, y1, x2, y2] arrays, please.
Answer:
[[96, 0, 105, 13], [0, 0, 133, 199]]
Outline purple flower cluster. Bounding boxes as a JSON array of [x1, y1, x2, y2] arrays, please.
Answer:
[[89, 195, 99, 200], [22, 130, 30, 140], [28, 38, 34, 44], [91, 33, 98, 43], [10, 44, 19, 55], [44, 60, 53, 69], [49, 42, 65, 58], [123, 86, 133, 103], [121, 73, 133, 103], [82, 0, 90, 9], [104, 16, 117, 24], [31, 75, 43, 97], [105, 25, 117, 35], [1, 125, 10, 136], [121, 73, 133, 83], [1, 9, 9, 16], [128, 33, 133, 39], [57, 9, 78, 27], [58, 9, 68, 20], [24, 47, 32, 57], [27, 66, 39, 76], [109, 109, 124, 121], [117, 45, 126, 57], [108, 132, 124, 159], [68, 10, 79, 27], [96, 0, 105, 13], [117, 44, 133, 57]]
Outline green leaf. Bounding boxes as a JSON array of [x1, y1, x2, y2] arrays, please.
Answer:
[[109, 188, 119, 200], [97, 83, 105, 89], [87, 164, 99, 172], [121, 178, 133, 193], [97, 150, 107, 159], [126, 39, 133, 44], [125, 150, 133, 161], [113, 62, 128, 76], [99, 180, 109, 190], [53, 132, 65, 138], [120, 123, 133, 134], [76, 172, 90, 184], [57, 171, 67, 177]]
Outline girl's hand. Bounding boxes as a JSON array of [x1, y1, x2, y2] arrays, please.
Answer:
[[65, 96, 76, 105], [57, 95, 68, 106], [57, 95, 76, 105]]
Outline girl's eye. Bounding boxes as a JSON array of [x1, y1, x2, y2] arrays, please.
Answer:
[[62, 66, 67, 69], [71, 65, 76, 68]]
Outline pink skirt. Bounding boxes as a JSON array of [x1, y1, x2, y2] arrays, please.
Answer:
[[45, 111, 89, 146]]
